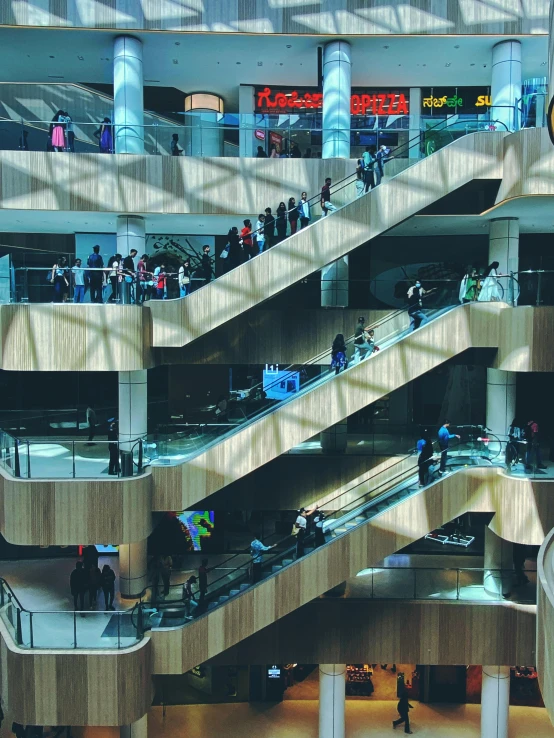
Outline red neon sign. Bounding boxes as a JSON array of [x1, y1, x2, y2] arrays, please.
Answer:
[[255, 87, 409, 115]]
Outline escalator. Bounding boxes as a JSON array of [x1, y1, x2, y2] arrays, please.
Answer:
[[149, 125, 506, 348], [149, 300, 509, 506], [147, 445, 509, 673]]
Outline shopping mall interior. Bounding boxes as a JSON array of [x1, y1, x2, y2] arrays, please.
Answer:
[[2, 2, 554, 738]]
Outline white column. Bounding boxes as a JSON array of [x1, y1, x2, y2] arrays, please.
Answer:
[[484, 526, 513, 598], [239, 85, 256, 158], [119, 539, 148, 597], [491, 40, 521, 132], [489, 218, 519, 294], [322, 41, 351, 159], [120, 714, 148, 738], [184, 94, 224, 156], [117, 215, 145, 256], [481, 665, 510, 738], [319, 664, 346, 738], [486, 368, 516, 442], [408, 87, 421, 160], [114, 35, 144, 154], [119, 370, 147, 451]]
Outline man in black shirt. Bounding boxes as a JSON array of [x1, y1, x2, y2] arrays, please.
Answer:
[[201, 245, 213, 285], [264, 207, 275, 248], [87, 245, 104, 303], [321, 177, 338, 216], [122, 249, 137, 302], [407, 280, 434, 331]]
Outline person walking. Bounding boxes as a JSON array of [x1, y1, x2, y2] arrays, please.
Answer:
[[201, 245, 213, 285], [241, 219, 254, 259], [87, 245, 104, 304], [107, 254, 121, 302], [288, 197, 299, 235], [298, 192, 311, 228], [101, 564, 116, 610], [122, 249, 137, 303], [50, 111, 66, 152], [198, 558, 211, 605], [353, 316, 372, 362], [407, 280, 434, 331], [438, 420, 460, 476], [227, 226, 242, 270], [294, 507, 315, 559], [137, 253, 149, 303], [63, 112, 75, 152], [170, 133, 183, 155], [393, 691, 413, 733], [86, 405, 97, 443], [264, 207, 275, 248], [178, 257, 191, 298], [183, 575, 198, 619], [250, 535, 276, 583], [153, 262, 167, 299], [331, 333, 348, 375], [159, 555, 172, 596], [71, 258, 85, 303], [417, 430, 434, 487], [255, 214, 266, 254], [94, 117, 113, 153], [355, 160, 365, 197], [321, 178, 338, 216], [50, 257, 69, 302], [107, 418, 120, 475], [276, 201, 287, 242], [525, 420, 546, 470], [256, 145, 267, 158], [69, 561, 87, 610]]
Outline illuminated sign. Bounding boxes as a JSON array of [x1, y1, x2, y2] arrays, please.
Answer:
[[421, 87, 491, 114], [255, 86, 409, 115], [254, 129, 265, 140]]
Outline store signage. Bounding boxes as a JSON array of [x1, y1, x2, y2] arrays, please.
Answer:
[[254, 129, 265, 140], [255, 86, 409, 115], [421, 87, 491, 114]]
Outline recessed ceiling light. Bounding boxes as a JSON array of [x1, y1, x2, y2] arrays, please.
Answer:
[[173, 59, 178, 64], [48, 75, 64, 79], [445, 62, 451, 67], [279, 62, 283, 66], [454, 45, 460, 49], [541, 61, 547, 66], [145, 79, 161, 83], [383, 45, 389, 49], [257, 61, 263, 66], [470, 63, 475, 66], [175, 41, 180, 46], [78, 56, 84, 61], [236, 61, 241, 65], [49, 55, 55, 58], [286, 44, 292, 48]]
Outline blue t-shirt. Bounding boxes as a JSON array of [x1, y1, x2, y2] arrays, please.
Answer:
[[438, 426, 456, 450]]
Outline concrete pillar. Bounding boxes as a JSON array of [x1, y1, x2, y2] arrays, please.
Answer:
[[486, 368, 516, 442], [117, 215, 145, 257], [319, 664, 346, 738], [114, 36, 144, 154], [491, 40, 521, 132], [119, 370, 147, 452], [184, 93, 224, 156], [320, 419, 347, 454], [239, 85, 256, 157], [321, 257, 348, 307], [119, 539, 148, 597], [481, 665, 510, 738], [489, 217, 519, 303], [322, 41, 351, 159], [484, 526, 513, 598], [408, 87, 421, 160], [120, 714, 148, 738]]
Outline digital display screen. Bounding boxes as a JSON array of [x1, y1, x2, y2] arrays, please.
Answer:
[[268, 667, 281, 679], [176, 511, 215, 551]]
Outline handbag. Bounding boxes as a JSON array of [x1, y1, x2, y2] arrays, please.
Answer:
[[220, 243, 230, 260], [181, 276, 190, 285]]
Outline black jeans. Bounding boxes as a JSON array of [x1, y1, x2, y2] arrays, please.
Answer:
[[108, 443, 120, 475], [439, 449, 448, 473], [296, 529, 306, 559], [300, 217, 310, 229], [393, 714, 410, 733], [103, 587, 114, 609], [89, 279, 103, 303], [363, 170, 375, 192], [418, 459, 431, 485], [73, 590, 85, 610], [252, 562, 262, 583], [161, 571, 171, 596]]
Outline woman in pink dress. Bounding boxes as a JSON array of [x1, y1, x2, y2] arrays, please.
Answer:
[[50, 111, 65, 152]]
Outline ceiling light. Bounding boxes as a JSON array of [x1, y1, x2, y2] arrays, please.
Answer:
[[49, 55, 55, 58], [48, 75, 64, 79], [286, 44, 292, 48], [175, 41, 180, 46], [454, 45, 460, 49], [173, 59, 178, 64], [257, 61, 263, 66], [541, 61, 547, 66], [145, 79, 161, 83], [78, 55, 84, 61], [383, 45, 389, 49], [236, 61, 241, 65], [445, 62, 451, 67], [470, 63, 475, 66]]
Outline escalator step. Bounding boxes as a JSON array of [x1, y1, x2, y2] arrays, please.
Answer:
[[282, 559, 294, 565], [229, 590, 240, 596], [207, 602, 217, 610], [239, 583, 249, 591], [218, 595, 230, 603], [271, 565, 282, 573]]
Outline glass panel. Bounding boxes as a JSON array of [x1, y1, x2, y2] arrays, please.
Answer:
[[371, 568, 414, 599], [74, 610, 138, 649], [29, 611, 76, 649], [414, 569, 458, 600]]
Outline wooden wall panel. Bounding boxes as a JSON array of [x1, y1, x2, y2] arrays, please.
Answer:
[[537, 526, 554, 725], [0, 622, 152, 726], [150, 468, 554, 674], [206, 599, 537, 667], [0, 470, 153, 545], [0, 1, 548, 33], [0, 304, 153, 372]]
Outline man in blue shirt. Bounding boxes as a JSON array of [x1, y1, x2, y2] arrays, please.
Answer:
[[438, 420, 460, 475], [250, 535, 276, 583]]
